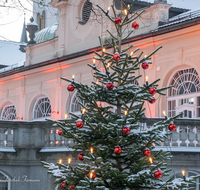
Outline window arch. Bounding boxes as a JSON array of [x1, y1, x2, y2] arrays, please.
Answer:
[[69, 91, 84, 115], [0, 103, 16, 121], [32, 96, 51, 120], [167, 68, 200, 118], [79, 0, 92, 25], [0, 170, 11, 190], [169, 68, 200, 96]]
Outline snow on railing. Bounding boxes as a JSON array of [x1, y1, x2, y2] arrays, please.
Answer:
[[159, 9, 200, 28], [0, 119, 200, 150], [0, 128, 14, 147], [168, 10, 200, 23]]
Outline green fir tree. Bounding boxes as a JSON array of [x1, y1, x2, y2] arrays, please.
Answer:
[[42, 1, 199, 189]]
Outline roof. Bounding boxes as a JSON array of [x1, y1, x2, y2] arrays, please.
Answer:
[[159, 10, 200, 28], [34, 11, 59, 44], [0, 40, 26, 70], [20, 18, 28, 43], [114, 0, 189, 18]]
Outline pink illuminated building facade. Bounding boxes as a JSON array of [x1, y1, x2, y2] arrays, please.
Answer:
[[0, 0, 199, 121]]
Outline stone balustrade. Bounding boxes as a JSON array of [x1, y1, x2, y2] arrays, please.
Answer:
[[0, 119, 200, 151]]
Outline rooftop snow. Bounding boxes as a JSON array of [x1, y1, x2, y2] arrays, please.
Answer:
[[0, 40, 26, 67]]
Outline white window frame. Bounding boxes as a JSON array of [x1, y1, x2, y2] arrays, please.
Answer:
[[32, 96, 51, 121], [0, 103, 17, 121], [69, 91, 83, 116], [0, 170, 11, 190], [167, 68, 200, 118]]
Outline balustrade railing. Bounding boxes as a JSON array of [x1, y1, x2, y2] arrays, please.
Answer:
[[0, 119, 199, 151]]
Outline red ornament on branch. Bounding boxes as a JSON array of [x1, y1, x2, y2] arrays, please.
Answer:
[[154, 170, 162, 179], [168, 123, 176, 131], [67, 84, 74, 92], [107, 82, 114, 90], [115, 17, 121, 25], [132, 22, 139, 29], [149, 87, 156, 95], [76, 119, 84, 129], [58, 129, 63, 136], [149, 97, 155, 104], [78, 153, 84, 161], [142, 61, 149, 69], [70, 185, 76, 189], [61, 182, 68, 189], [114, 145, 122, 154], [113, 52, 120, 61], [122, 127, 130, 135], [143, 148, 151, 157]]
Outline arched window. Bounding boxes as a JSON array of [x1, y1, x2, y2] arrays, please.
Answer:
[[0, 104, 16, 121], [0, 171, 10, 190], [32, 96, 51, 120], [167, 68, 200, 118], [69, 91, 84, 115], [79, 0, 92, 25]]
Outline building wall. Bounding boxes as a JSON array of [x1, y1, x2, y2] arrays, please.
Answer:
[[2, 23, 200, 121]]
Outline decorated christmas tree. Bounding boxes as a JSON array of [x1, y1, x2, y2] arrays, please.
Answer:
[[42, 1, 199, 189]]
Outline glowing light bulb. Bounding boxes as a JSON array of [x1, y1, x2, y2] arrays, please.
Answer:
[[107, 7, 110, 11], [107, 63, 110, 68], [59, 159, 62, 164], [72, 75, 75, 79], [124, 9, 128, 15], [124, 110, 128, 115], [146, 76, 148, 82], [96, 81, 98, 85], [65, 114, 68, 120], [68, 158, 72, 164], [89, 172, 93, 179], [149, 157, 153, 164], [90, 147, 94, 153], [145, 55, 147, 58], [182, 170, 185, 177], [93, 59, 96, 64], [82, 108, 86, 114], [103, 48, 106, 52], [128, 4, 130, 8], [163, 111, 166, 117], [130, 52, 134, 56]]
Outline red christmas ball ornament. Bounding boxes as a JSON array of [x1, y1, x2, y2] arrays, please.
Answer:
[[106, 82, 114, 90], [70, 185, 76, 189], [67, 84, 74, 92], [149, 87, 156, 95], [61, 182, 68, 189], [168, 123, 176, 131], [142, 61, 149, 69], [143, 148, 151, 157], [122, 127, 130, 135], [78, 153, 84, 161], [115, 17, 121, 25], [114, 145, 122, 154], [154, 170, 162, 179], [58, 129, 63, 136], [132, 22, 139, 29], [113, 52, 120, 61], [149, 97, 155, 104], [76, 119, 84, 129]]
